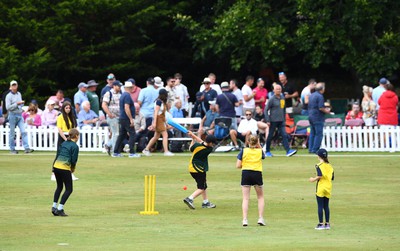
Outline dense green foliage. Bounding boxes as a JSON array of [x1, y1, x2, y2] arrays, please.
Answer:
[[176, 0, 400, 82], [0, 0, 186, 102], [1, 1, 399, 103]]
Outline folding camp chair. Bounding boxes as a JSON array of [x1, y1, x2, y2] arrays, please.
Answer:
[[344, 118, 364, 128], [324, 117, 343, 127], [290, 120, 310, 148], [213, 117, 233, 151]]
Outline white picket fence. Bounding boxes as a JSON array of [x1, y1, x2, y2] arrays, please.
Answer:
[[0, 125, 399, 152], [0, 125, 109, 152], [322, 125, 400, 152]]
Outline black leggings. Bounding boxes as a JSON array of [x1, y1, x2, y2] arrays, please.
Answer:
[[53, 168, 73, 205], [316, 196, 330, 223]]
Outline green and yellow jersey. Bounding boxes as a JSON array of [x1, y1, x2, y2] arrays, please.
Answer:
[[315, 162, 334, 198], [237, 148, 265, 172], [188, 142, 213, 173], [54, 140, 79, 172]]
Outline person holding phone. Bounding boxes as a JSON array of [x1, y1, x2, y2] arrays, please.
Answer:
[[5, 80, 34, 154]]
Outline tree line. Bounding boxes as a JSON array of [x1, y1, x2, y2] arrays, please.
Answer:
[[1, 0, 399, 105]]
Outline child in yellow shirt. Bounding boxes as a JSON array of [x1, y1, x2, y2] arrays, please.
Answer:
[[309, 148, 334, 230]]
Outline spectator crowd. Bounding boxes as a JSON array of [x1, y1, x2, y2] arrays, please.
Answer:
[[1, 72, 399, 156]]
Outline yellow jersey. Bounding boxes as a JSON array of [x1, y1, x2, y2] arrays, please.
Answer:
[[237, 148, 265, 172], [315, 162, 334, 198], [56, 114, 73, 133]]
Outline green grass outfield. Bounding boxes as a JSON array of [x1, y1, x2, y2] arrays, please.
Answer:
[[1, 150, 399, 250]]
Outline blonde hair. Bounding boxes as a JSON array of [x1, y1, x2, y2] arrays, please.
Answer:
[[362, 85, 372, 94], [248, 135, 259, 148], [68, 128, 80, 140]]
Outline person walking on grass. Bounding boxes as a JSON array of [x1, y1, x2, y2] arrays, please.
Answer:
[[112, 81, 140, 158], [52, 128, 80, 217], [183, 131, 217, 209], [309, 148, 334, 230], [142, 89, 174, 156], [236, 135, 266, 227], [264, 84, 297, 157]]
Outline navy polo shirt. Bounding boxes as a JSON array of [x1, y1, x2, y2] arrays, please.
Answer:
[[119, 92, 135, 120], [216, 91, 238, 117], [308, 91, 325, 123]]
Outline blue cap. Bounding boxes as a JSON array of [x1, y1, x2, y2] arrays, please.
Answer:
[[316, 148, 328, 158], [127, 78, 136, 84], [78, 82, 88, 88], [112, 80, 122, 86], [159, 88, 168, 95], [379, 78, 388, 84]]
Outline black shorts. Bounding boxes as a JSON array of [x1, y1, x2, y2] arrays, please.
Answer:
[[237, 131, 246, 142], [190, 172, 207, 190], [241, 170, 263, 186]]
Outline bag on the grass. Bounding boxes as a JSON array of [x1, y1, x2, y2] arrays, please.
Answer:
[[136, 136, 147, 152], [170, 129, 185, 152]]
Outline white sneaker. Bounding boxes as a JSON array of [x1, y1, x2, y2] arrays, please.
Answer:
[[142, 149, 151, 156], [51, 173, 56, 181], [71, 173, 79, 181], [258, 217, 266, 226], [242, 219, 248, 227], [123, 144, 130, 153], [129, 153, 141, 158], [164, 151, 175, 156]]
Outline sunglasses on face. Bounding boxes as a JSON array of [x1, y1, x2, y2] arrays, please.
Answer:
[[245, 113, 252, 116]]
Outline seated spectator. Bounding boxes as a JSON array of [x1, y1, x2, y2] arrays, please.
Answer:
[[41, 100, 59, 127], [191, 91, 205, 118], [254, 105, 269, 140], [324, 102, 334, 115], [198, 101, 219, 139], [47, 90, 65, 111], [78, 101, 98, 128], [170, 99, 184, 118], [345, 102, 363, 121], [22, 103, 42, 127], [229, 110, 258, 150], [30, 99, 43, 116]]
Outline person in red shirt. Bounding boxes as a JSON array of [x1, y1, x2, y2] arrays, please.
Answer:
[[253, 78, 268, 110], [345, 102, 363, 121], [378, 83, 399, 126]]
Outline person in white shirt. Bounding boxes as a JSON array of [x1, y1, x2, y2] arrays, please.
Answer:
[[229, 110, 258, 150], [230, 79, 244, 121], [300, 78, 317, 115], [199, 73, 222, 95], [173, 73, 190, 117], [241, 75, 255, 115]]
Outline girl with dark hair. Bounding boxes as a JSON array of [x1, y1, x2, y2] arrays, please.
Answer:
[[142, 89, 174, 156], [309, 148, 334, 230], [52, 128, 80, 216], [51, 101, 78, 181]]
